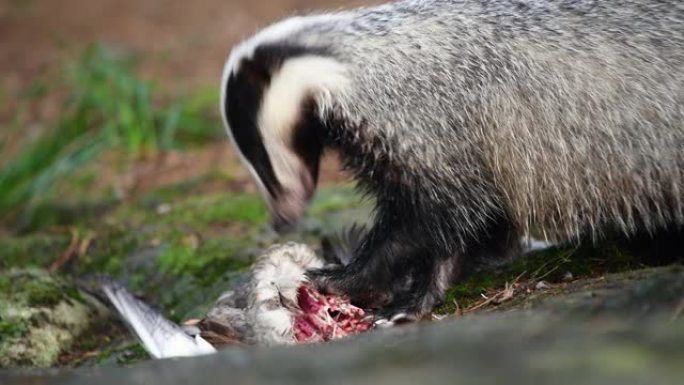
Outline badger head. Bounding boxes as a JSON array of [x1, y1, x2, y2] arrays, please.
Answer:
[[221, 18, 350, 232]]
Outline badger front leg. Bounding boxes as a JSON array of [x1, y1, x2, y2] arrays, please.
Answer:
[[309, 215, 459, 320], [309, 207, 522, 320]]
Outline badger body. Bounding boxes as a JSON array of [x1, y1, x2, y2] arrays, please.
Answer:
[[222, 0, 684, 317]]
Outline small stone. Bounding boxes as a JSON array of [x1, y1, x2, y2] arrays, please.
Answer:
[[563, 271, 574, 282], [535, 281, 549, 290], [0, 269, 110, 368], [183, 234, 201, 250], [156, 203, 172, 215]]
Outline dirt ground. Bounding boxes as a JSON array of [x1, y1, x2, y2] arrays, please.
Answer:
[[0, 0, 378, 92], [1, 0, 382, 196]]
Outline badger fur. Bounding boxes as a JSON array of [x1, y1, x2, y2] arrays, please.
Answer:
[[221, 0, 684, 318]]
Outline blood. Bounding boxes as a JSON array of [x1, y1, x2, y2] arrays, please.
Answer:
[[293, 284, 373, 343]]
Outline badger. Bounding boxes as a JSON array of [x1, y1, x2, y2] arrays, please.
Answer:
[[220, 0, 684, 319]]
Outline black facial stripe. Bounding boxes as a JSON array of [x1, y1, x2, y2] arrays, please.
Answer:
[[225, 69, 282, 197], [223, 43, 331, 199], [292, 97, 325, 188]]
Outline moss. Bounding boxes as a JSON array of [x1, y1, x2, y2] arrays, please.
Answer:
[[0, 320, 28, 344], [442, 275, 496, 310], [0, 268, 109, 368], [25, 279, 63, 307], [89, 342, 150, 367], [167, 193, 268, 227], [17, 326, 71, 367], [115, 344, 150, 366], [150, 236, 253, 320], [437, 238, 647, 314], [78, 225, 150, 275], [509, 240, 643, 283], [308, 184, 366, 216], [138, 170, 235, 204], [0, 233, 71, 269], [1, 178, 375, 367]]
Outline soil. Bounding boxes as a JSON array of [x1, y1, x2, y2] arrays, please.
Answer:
[[0, 0, 379, 92], [0, 0, 372, 194]]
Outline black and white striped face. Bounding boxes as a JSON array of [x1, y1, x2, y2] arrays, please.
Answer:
[[221, 28, 349, 232]]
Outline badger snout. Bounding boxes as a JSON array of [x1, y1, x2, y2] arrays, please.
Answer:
[[270, 169, 316, 234], [270, 194, 306, 234]]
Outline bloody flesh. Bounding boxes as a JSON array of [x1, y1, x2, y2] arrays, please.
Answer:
[[293, 284, 373, 342]]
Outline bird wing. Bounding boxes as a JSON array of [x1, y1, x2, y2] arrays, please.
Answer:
[[102, 280, 216, 359]]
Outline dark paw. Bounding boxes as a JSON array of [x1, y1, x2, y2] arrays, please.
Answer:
[[372, 289, 442, 324], [306, 267, 345, 295], [373, 311, 419, 327], [306, 267, 392, 309]]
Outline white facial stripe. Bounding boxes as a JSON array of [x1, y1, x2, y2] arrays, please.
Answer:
[[223, 13, 348, 77], [258, 56, 351, 193], [220, 14, 349, 208]]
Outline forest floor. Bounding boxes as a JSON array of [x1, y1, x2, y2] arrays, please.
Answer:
[[1, 0, 683, 382]]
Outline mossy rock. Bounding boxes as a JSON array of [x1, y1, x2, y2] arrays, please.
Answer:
[[0, 268, 110, 368]]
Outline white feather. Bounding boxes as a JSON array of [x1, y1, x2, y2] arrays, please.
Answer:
[[102, 281, 216, 359]]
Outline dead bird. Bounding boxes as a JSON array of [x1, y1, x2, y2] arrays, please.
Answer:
[[103, 242, 373, 358], [220, 0, 684, 319]]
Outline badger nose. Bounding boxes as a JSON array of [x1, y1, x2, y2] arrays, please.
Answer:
[[271, 216, 296, 235]]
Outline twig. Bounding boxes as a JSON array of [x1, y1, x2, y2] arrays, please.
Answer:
[[463, 292, 504, 314], [460, 271, 526, 315], [49, 227, 79, 272], [670, 297, 684, 323], [452, 299, 461, 316], [531, 248, 576, 281], [78, 231, 96, 257]]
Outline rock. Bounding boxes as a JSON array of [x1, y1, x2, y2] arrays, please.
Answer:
[[3, 266, 683, 384], [562, 271, 574, 281], [0, 268, 110, 368], [155, 204, 172, 215]]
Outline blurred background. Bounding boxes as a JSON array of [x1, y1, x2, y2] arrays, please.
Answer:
[[0, 0, 379, 368], [2, 0, 682, 375], [1, 0, 381, 231]]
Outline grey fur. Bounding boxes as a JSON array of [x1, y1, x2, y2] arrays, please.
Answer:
[[289, 0, 683, 242], [224, 0, 683, 315]]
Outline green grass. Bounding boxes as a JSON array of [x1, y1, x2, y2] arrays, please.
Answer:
[[0, 233, 72, 269], [0, 42, 374, 367], [0, 44, 222, 228], [167, 193, 268, 227]]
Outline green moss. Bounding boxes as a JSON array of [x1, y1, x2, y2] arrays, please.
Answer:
[[107, 191, 268, 238], [138, 171, 234, 204], [25, 279, 63, 307], [509, 240, 643, 283], [90, 342, 150, 367], [168, 193, 267, 226], [437, 238, 646, 314], [115, 343, 150, 366], [0, 320, 27, 343], [308, 184, 366, 216], [0, 268, 109, 368], [152, 237, 252, 319], [0, 233, 71, 269], [78, 225, 149, 275]]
